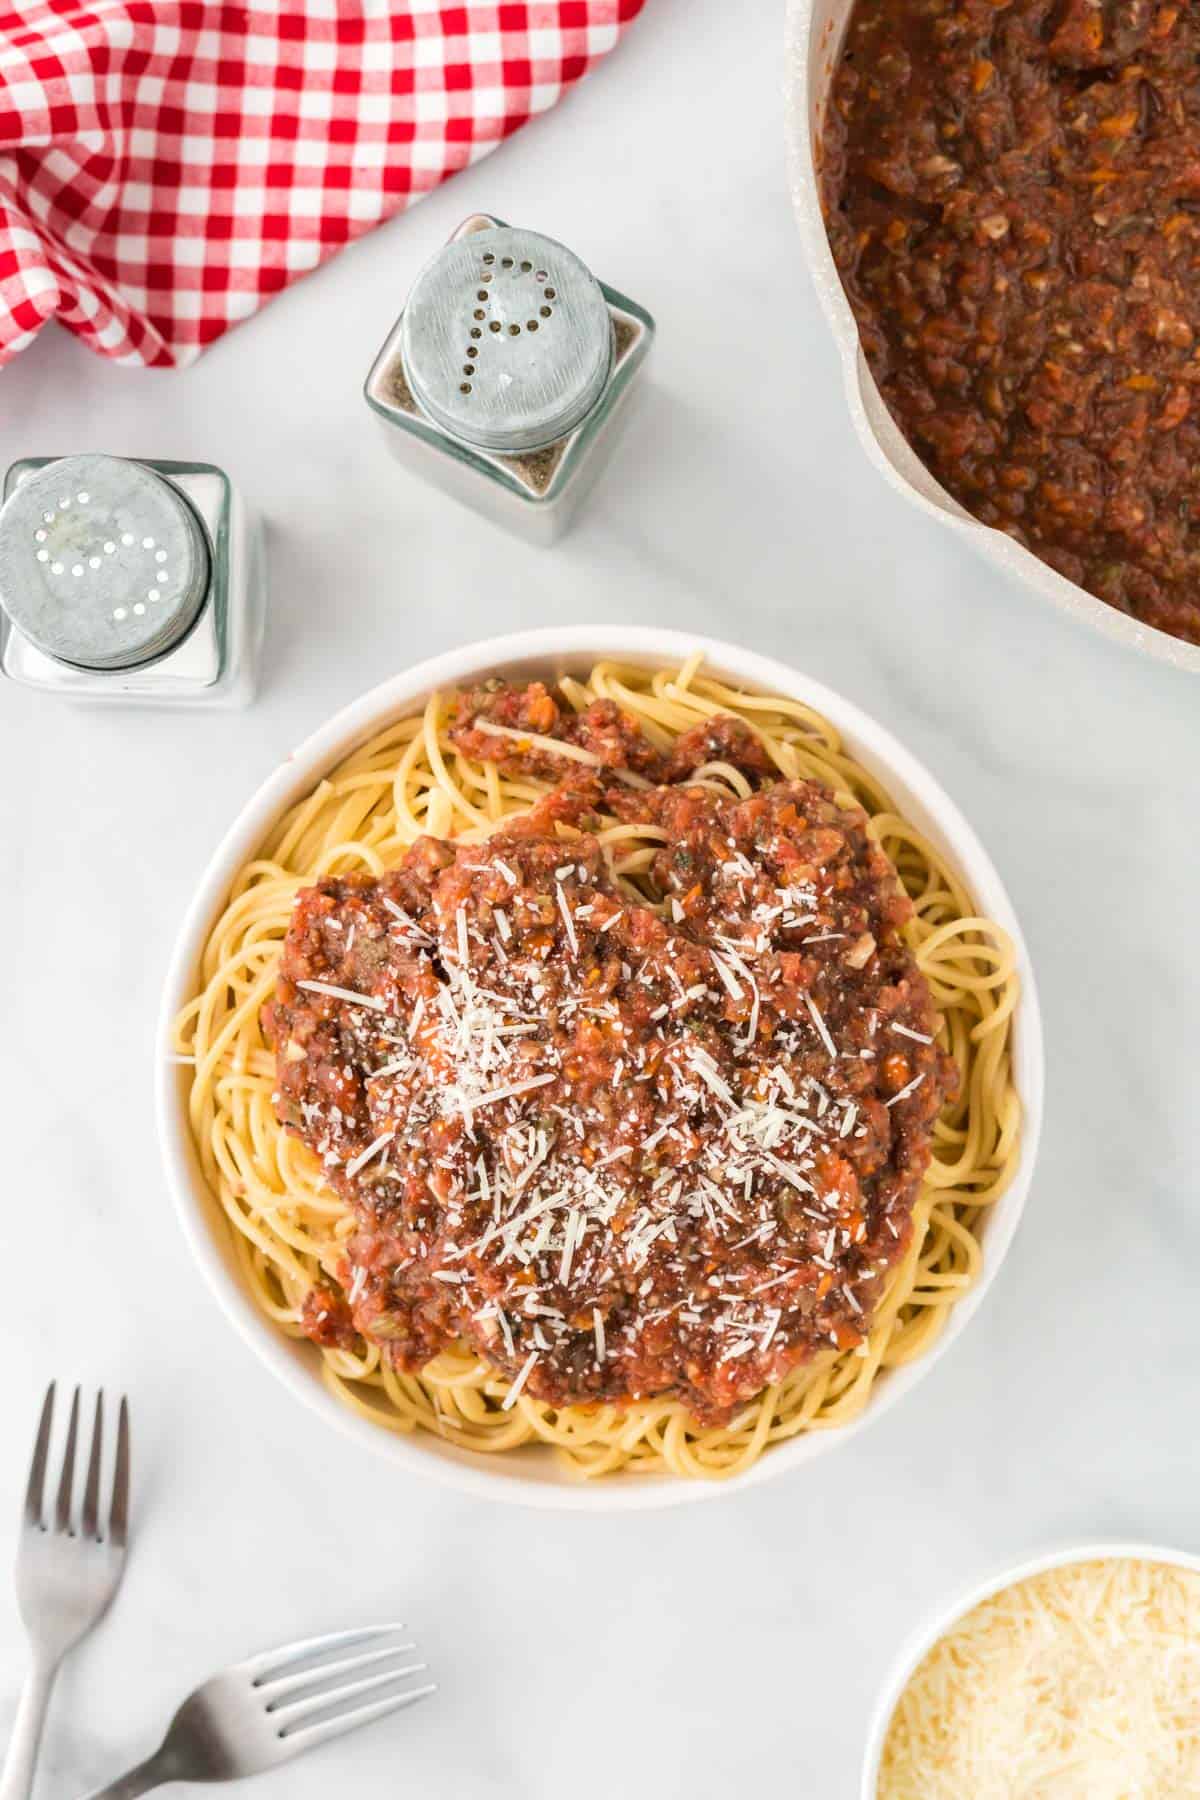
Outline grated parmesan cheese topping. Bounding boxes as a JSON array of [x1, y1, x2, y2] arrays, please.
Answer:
[[879, 1557, 1200, 1800]]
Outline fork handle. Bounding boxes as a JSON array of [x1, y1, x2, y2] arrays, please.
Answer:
[[0, 1649, 58, 1800], [76, 1749, 175, 1799]]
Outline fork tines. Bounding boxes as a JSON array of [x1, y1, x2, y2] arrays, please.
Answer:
[[25, 1382, 130, 1545], [249, 1626, 436, 1746]]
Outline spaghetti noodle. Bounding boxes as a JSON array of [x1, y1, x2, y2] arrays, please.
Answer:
[[174, 656, 1021, 1481]]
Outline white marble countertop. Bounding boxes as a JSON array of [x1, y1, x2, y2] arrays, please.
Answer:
[[2, 3, 1199, 1796]]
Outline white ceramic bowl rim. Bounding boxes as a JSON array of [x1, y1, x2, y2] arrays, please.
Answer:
[[784, 0, 1200, 675], [861, 1539, 1200, 1797], [157, 625, 1044, 1511]]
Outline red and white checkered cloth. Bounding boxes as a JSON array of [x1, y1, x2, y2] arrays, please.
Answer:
[[0, 1, 645, 369]]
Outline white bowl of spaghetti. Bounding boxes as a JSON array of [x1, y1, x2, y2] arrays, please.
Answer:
[[159, 627, 1042, 1508], [863, 1543, 1200, 1797]]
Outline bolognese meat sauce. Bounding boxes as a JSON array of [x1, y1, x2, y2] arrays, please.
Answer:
[[449, 678, 778, 785], [821, 0, 1200, 644], [265, 688, 954, 1424]]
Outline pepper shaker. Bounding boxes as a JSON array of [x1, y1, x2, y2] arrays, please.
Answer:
[[364, 214, 655, 544], [0, 454, 265, 706]]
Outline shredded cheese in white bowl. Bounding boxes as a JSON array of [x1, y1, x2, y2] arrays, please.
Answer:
[[865, 1546, 1200, 1799]]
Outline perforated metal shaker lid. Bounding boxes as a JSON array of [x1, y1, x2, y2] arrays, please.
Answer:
[[400, 226, 614, 455], [0, 455, 211, 671]]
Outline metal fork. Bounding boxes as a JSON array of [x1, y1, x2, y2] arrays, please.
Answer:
[[78, 1626, 435, 1797], [1, 1383, 131, 1800]]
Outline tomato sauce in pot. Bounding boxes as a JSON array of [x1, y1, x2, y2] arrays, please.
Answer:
[[821, 0, 1200, 645]]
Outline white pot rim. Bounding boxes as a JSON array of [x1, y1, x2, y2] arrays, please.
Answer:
[[784, 0, 1200, 675], [157, 624, 1045, 1511], [861, 1539, 1200, 1797]]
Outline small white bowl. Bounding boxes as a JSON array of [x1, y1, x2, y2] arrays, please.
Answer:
[[157, 626, 1044, 1510], [785, 0, 1200, 675], [862, 1541, 1200, 1797]]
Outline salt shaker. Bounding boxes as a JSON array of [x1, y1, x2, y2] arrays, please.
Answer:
[[364, 213, 655, 543], [0, 453, 265, 706]]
